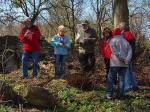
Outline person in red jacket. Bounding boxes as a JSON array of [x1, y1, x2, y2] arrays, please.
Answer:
[[99, 27, 112, 74], [99, 27, 118, 84], [19, 17, 41, 79]]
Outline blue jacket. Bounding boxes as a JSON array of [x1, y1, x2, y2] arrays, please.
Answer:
[[50, 34, 71, 55]]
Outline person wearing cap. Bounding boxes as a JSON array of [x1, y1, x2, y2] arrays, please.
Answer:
[[119, 22, 138, 91], [19, 17, 41, 79], [75, 20, 98, 74], [106, 28, 132, 99], [50, 25, 71, 79]]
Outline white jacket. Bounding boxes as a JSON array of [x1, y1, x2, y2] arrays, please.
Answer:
[[109, 35, 132, 67]]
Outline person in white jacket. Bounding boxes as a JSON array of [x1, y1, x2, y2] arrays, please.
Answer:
[[106, 28, 132, 100]]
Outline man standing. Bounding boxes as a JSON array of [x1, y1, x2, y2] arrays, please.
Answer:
[[19, 17, 41, 79], [75, 20, 98, 74], [106, 28, 132, 99]]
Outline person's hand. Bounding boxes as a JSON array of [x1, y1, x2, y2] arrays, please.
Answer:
[[119, 57, 129, 64], [74, 43, 79, 47], [59, 42, 67, 48], [83, 38, 88, 43], [124, 59, 129, 64], [24, 30, 33, 38], [24, 30, 29, 38]]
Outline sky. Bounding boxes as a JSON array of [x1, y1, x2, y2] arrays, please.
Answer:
[[0, 0, 150, 38]]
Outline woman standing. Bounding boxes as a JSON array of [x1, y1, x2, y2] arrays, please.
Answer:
[[51, 25, 71, 79], [99, 27, 112, 75]]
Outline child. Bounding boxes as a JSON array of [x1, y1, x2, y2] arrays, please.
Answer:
[[51, 25, 71, 79]]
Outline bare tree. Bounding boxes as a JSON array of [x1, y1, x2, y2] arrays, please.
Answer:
[[48, 0, 84, 43], [11, 0, 51, 23], [91, 0, 112, 38]]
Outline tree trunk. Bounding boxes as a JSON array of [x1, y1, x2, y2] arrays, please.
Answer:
[[112, 0, 129, 27], [71, 0, 76, 44]]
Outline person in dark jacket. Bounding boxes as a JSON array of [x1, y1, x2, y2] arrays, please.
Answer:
[[119, 22, 138, 91], [19, 17, 41, 79], [75, 20, 98, 74]]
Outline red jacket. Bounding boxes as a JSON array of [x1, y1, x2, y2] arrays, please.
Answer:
[[124, 31, 135, 40], [19, 25, 41, 51], [99, 37, 112, 59]]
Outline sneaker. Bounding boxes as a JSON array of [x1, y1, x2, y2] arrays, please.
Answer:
[[54, 75, 59, 80], [33, 77, 37, 80], [106, 94, 113, 100], [22, 76, 28, 79]]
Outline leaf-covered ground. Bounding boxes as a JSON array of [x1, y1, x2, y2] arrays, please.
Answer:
[[0, 48, 149, 112], [0, 69, 149, 112]]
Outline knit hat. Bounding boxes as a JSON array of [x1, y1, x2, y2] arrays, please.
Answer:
[[112, 28, 121, 36]]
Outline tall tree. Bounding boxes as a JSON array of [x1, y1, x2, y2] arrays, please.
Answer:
[[112, 0, 129, 27]]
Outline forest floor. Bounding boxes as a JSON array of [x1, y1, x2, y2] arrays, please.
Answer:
[[0, 36, 149, 112], [0, 56, 149, 112]]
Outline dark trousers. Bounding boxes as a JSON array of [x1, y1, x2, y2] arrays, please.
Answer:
[[79, 53, 95, 73], [104, 58, 110, 74], [54, 55, 67, 77]]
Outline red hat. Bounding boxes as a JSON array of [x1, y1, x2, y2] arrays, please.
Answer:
[[112, 28, 121, 36]]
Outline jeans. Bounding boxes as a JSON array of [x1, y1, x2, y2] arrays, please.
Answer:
[[104, 58, 117, 85], [107, 67, 127, 98], [55, 55, 67, 77], [125, 63, 138, 91], [79, 53, 95, 72], [22, 51, 39, 78]]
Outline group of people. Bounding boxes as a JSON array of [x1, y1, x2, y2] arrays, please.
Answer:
[[99, 23, 138, 99], [19, 17, 138, 100]]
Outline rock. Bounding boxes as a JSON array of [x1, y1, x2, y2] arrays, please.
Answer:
[[3, 53, 19, 73], [0, 35, 21, 73], [0, 35, 53, 73], [0, 80, 20, 103], [24, 86, 55, 108]]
